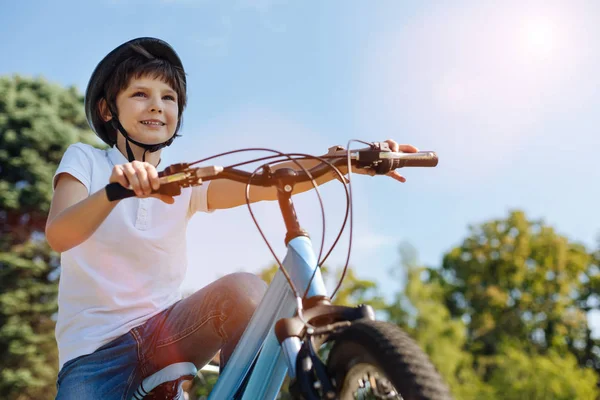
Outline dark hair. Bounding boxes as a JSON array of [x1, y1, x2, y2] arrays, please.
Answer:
[[95, 44, 187, 145]]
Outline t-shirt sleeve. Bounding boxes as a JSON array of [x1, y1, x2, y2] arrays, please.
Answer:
[[53, 143, 93, 194], [188, 181, 213, 215]]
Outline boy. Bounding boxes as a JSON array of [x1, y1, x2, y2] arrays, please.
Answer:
[[46, 37, 416, 399]]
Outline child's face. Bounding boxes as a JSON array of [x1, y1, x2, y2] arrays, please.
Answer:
[[114, 75, 179, 145]]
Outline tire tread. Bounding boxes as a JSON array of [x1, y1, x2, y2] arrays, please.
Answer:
[[328, 319, 453, 400]]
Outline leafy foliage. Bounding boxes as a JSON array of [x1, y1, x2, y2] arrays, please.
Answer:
[[424, 210, 599, 399], [387, 243, 494, 399], [438, 210, 591, 358], [488, 343, 598, 400], [0, 75, 96, 399]]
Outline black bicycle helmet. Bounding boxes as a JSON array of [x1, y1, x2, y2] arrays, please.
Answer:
[[84, 37, 186, 162]]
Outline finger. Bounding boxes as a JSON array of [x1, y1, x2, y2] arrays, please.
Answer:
[[114, 166, 130, 188], [123, 164, 143, 196], [146, 164, 160, 191], [353, 166, 375, 176], [385, 139, 399, 152], [397, 144, 419, 153], [386, 171, 407, 183], [132, 162, 151, 195]]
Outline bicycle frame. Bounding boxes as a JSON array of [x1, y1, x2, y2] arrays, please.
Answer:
[[208, 235, 327, 399]]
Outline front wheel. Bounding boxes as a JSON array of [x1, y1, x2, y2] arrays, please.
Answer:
[[327, 320, 453, 400]]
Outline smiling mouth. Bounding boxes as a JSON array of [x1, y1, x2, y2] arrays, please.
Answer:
[[140, 120, 165, 126]]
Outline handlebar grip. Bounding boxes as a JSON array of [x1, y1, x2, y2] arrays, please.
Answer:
[[105, 182, 136, 201], [105, 182, 183, 202], [373, 151, 438, 174], [392, 151, 438, 168]]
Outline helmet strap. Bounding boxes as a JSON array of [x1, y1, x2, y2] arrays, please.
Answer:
[[109, 117, 175, 163]]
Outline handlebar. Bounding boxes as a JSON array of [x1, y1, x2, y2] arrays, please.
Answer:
[[104, 142, 438, 202], [212, 150, 437, 185]]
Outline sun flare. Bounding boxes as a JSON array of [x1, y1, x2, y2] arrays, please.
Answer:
[[523, 18, 556, 58]]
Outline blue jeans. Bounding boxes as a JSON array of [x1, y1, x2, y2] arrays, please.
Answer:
[[55, 273, 266, 400]]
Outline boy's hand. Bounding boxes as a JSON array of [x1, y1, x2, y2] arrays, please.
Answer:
[[328, 139, 419, 183], [110, 161, 175, 204], [376, 139, 418, 183]]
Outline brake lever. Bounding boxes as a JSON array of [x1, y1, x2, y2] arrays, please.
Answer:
[[159, 164, 223, 186], [156, 164, 224, 196], [354, 142, 394, 172], [327, 142, 393, 181], [330, 142, 432, 175], [327, 142, 389, 158]]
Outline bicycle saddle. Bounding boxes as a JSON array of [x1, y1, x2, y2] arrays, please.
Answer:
[[131, 362, 197, 399]]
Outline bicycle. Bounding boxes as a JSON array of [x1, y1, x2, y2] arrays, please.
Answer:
[[107, 141, 453, 400]]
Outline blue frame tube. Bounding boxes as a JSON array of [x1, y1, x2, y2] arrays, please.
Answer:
[[208, 236, 327, 400], [282, 236, 327, 298], [280, 337, 302, 379]]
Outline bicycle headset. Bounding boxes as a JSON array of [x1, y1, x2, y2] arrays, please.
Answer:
[[84, 37, 187, 162]]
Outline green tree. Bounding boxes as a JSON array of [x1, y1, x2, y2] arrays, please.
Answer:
[[386, 243, 494, 399], [329, 267, 387, 309], [430, 210, 598, 397], [437, 210, 591, 356], [489, 343, 598, 400], [0, 75, 96, 398], [574, 238, 600, 375]]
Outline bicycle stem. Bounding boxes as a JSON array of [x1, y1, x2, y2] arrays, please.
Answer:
[[270, 167, 310, 245]]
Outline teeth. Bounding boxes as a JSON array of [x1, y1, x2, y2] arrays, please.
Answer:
[[141, 121, 163, 126]]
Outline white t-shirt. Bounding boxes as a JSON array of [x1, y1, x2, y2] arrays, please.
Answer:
[[53, 143, 211, 369]]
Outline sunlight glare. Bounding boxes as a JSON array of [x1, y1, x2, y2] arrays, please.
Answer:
[[523, 18, 556, 58]]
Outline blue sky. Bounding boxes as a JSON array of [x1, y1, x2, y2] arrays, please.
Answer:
[[2, 1, 599, 309]]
